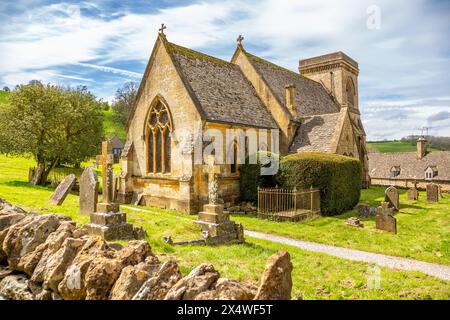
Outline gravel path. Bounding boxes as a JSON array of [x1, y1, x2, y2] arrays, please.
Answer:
[[245, 230, 450, 281]]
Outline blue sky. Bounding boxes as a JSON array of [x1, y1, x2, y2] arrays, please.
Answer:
[[0, 0, 449, 140]]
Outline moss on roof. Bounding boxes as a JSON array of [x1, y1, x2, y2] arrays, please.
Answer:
[[243, 49, 310, 81], [167, 42, 229, 66]]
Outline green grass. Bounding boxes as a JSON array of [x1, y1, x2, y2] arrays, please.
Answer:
[[0, 154, 449, 299], [0, 91, 9, 105], [102, 109, 126, 141], [367, 141, 441, 153]]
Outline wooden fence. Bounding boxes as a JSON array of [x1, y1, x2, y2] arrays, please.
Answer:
[[257, 187, 320, 222]]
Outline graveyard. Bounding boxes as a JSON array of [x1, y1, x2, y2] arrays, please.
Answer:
[[0, 153, 449, 299]]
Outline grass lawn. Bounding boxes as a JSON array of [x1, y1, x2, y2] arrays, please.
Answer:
[[367, 141, 441, 153], [103, 109, 126, 141], [0, 91, 9, 105], [0, 154, 449, 299]]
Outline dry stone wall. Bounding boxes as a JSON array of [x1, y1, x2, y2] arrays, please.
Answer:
[[0, 198, 293, 300]]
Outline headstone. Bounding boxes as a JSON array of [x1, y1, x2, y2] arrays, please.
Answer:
[[131, 192, 144, 206], [85, 140, 135, 241], [407, 187, 419, 200], [375, 202, 397, 234], [358, 204, 377, 218], [79, 166, 99, 215], [426, 183, 439, 203], [194, 155, 244, 245], [346, 217, 364, 228], [384, 186, 399, 211], [48, 174, 76, 205]]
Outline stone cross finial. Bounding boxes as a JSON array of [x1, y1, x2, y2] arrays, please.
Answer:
[[237, 34, 244, 46], [203, 155, 221, 204], [159, 23, 167, 35], [101, 140, 115, 204]]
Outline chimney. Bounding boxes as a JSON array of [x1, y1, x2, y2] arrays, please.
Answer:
[[417, 137, 427, 159], [285, 84, 297, 117]]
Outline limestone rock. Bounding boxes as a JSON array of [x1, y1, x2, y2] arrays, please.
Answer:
[[0, 275, 33, 300], [58, 236, 111, 300], [133, 260, 182, 300], [254, 250, 293, 300], [115, 240, 152, 266], [215, 278, 257, 300], [109, 256, 161, 300], [2, 214, 68, 270], [0, 198, 27, 215], [34, 237, 86, 292], [0, 265, 13, 280], [165, 263, 219, 300], [27, 221, 76, 278], [84, 255, 123, 300]]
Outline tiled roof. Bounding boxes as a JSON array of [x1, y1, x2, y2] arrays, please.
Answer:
[[168, 43, 278, 128], [244, 51, 340, 116], [110, 135, 124, 149], [289, 112, 342, 153], [369, 151, 450, 181]]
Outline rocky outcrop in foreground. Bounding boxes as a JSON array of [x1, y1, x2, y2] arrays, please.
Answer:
[[0, 199, 294, 300]]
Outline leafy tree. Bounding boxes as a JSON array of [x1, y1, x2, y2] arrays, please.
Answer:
[[0, 83, 104, 185], [112, 82, 138, 126], [2, 86, 10, 92]]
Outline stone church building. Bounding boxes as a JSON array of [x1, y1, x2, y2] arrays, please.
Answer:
[[117, 29, 369, 213]]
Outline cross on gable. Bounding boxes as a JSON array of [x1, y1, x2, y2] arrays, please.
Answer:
[[159, 23, 167, 35], [237, 34, 244, 45], [203, 155, 221, 181]]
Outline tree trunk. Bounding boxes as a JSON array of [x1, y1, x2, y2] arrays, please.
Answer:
[[30, 159, 58, 185]]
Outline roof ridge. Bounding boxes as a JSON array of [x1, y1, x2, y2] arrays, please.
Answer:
[[167, 42, 231, 66], [243, 49, 311, 81]]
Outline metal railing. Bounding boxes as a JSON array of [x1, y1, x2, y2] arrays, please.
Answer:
[[257, 187, 320, 222]]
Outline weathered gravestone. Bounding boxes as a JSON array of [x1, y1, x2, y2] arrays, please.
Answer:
[[426, 183, 439, 203], [194, 155, 244, 245], [407, 187, 419, 200], [346, 217, 364, 228], [375, 202, 397, 234], [131, 192, 143, 206], [384, 186, 399, 212], [358, 203, 377, 218], [48, 174, 76, 205], [85, 140, 135, 241], [79, 166, 99, 215]]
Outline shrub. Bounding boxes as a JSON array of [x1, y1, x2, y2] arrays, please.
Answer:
[[239, 151, 279, 202], [276, 152, 362, 216]]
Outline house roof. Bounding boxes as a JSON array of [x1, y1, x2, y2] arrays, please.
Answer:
[[243, 51, 340, 117], [167, 42, 278, 129], [289, 112, 343, 153], [369, 151, 450, 181], [110, 135, 124, 149]]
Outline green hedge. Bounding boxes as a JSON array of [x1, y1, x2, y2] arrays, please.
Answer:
[[276, 152, 362, 216], [239, 151, 278, 202]]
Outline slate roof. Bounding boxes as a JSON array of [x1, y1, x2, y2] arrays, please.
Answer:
[[369, 151, 450, 181], [110, 135, 124, 149], [289, 112, 343, 153], [244, 51, 340, 116], [167, 43, 278, 128]]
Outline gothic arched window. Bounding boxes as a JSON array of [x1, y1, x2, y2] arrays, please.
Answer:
[[146, 99, 172, 174], [346, 78, 355, 107], [230, 141, 239, 174]]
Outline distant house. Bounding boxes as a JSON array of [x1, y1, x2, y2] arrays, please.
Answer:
[[111, 135, 124, 162], [369, 138, 450, 192]]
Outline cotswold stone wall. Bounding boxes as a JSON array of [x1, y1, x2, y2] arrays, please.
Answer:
[[0, 199, 293, 300]]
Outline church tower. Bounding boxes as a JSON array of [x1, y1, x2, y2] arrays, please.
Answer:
[[299, 52, 369, 188]]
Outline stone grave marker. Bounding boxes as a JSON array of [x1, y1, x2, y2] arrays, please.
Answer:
[[194, 155, 244, 244], [48, 174, 76, 205], [358, 203, 377, 218], [131, 192, 144, 205], [407, 187, 419, 200], [384, 186, 399, 212], [112, 172, 119, 202], [375, 202, 397, 234], [79, 166, 99, 215], [426, 183, 439, 203], [85, 140, 136, 241]]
